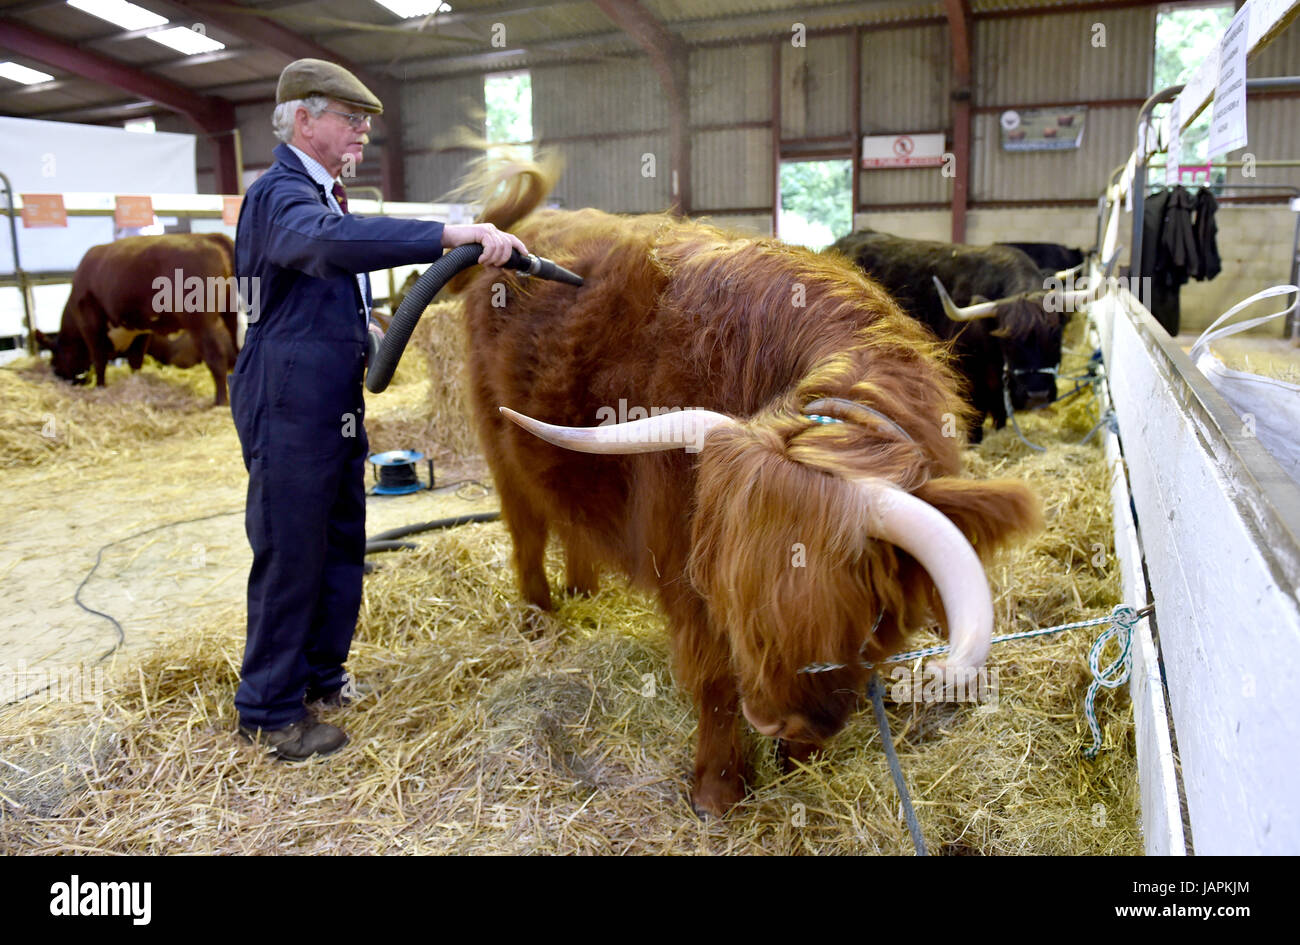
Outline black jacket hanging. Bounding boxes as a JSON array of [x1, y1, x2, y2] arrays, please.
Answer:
[[1139, 185, 1198, 335], [1192, 187, 1221, 281]]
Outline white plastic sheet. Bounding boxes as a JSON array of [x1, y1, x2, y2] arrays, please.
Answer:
[[1190, 285, 1300, 486]]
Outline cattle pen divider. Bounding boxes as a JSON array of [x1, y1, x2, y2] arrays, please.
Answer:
[[0, 190, 469, 352], [1090, 278, 1300, 855], [1086, 1, 1300, 853]]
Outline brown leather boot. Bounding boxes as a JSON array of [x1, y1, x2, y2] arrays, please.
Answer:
[[239, 714, 348, 760]]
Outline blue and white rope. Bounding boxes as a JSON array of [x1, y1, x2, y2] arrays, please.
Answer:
[[799, 603, 1152, 758], [1081, 604, 1140, 759]]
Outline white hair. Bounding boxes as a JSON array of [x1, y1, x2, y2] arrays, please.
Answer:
[[272, 95, 329, 143]]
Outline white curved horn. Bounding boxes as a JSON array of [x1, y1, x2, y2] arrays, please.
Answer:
[[932, 276, 999, 321], [1053, 262, 1084, 281], [855, 478, 993, 670], [500, 406, 736, 454], [1055, 246, 1124, 311]]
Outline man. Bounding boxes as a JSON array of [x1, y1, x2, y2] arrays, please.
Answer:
[[231, 59, 526, 759]]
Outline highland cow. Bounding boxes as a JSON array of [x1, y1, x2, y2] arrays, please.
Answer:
[[453, 166, 1041, 816]]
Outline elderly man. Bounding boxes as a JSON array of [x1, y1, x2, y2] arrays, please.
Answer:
[[232, 59, 525, 759]]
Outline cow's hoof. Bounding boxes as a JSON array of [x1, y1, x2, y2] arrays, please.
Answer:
[[691, 771, 745, 819]]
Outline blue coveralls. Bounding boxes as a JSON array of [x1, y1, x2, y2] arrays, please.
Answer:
[[231, 143, 446, 730]]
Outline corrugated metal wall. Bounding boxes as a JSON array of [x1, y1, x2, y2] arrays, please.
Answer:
[[692, 127, 771, 210], [546, 135, 674, 212], [860, 23, 950, 133], [781, 32, 853, 139], [691, 45, 772, 211], [405, 151, 479, 204], [691, 45, 772, 126], [531, 60, 672, 211], [1248, 14, 1300, 78], [972, 5, 1154, 203], [972, 107, 1134, 202], [384, 5, 1296, 212], [1245, 21, 1300, 192], [236, 104, 280, 169], [857, 23, 952, 205], [975, 7, 1155, 105], [534, 60, 668, 137], [401, 75, 486, 153], [400, 74, 485, 202]]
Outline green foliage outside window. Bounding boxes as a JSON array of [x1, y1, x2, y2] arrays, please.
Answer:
[[1153, 4, 1234, 168], [779, 160, 852, 250]]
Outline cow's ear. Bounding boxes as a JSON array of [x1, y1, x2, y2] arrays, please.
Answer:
[[33, 330, 54, 351], [912, 476, 1042, 559]]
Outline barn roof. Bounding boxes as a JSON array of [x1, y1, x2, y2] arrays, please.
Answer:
[[0, 0, 1186, 126]]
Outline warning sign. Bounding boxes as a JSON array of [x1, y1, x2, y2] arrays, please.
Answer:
[[862, 133, 945, 169]]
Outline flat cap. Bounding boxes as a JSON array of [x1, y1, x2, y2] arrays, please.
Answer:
[[276, 59, 383, 114]]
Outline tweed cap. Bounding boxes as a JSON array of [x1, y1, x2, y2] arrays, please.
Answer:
[[276, 59, 383, 114]]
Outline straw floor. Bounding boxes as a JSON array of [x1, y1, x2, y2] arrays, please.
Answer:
[[0, 311, 1140, 855]]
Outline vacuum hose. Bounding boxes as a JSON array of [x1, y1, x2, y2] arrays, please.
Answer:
[[366, 243, 582, 393]]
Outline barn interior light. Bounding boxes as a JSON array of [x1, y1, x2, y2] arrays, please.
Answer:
[[373, 0, 453, 19], [0, 62, 55, 85], [147, 26, 225, 55], [65, 0, 167, 31]]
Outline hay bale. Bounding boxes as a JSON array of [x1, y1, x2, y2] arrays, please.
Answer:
[[363, 300, 481, 475]]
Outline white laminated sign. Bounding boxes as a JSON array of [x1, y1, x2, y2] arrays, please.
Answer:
[[1208, 3, 1249, 159]]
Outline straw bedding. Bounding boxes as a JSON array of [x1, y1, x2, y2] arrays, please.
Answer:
[[0, 313, 1140, 855]]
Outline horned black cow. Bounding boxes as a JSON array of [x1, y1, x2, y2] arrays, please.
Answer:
[[828, 230, 1094, 442], [996, 241, 1086, 274], [36, 233, 240, 405]]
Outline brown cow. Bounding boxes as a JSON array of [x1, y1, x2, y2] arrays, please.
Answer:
[[36, 233, 240, 405], [452, 164, 1042, 817]]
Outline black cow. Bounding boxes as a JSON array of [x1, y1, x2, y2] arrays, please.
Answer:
[[829, 230, 1098, 442], [997, 242, 1087, 274]]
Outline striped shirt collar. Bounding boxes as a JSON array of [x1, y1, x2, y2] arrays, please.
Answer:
[[287, 144, 343, 209]]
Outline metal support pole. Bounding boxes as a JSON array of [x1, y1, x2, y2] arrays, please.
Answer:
[[0, 172, 35, 355]]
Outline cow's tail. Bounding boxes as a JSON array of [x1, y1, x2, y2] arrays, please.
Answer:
[[475, 152, 561, 231], [442, 150, 562, 293]]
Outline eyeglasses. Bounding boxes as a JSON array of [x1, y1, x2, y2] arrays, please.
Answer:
[[322, 108, 373, 130]]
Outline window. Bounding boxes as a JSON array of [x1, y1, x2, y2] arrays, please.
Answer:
[[778, 159, 852, 250], [485, 71, 533, 162], [1154, 2, 1234, 169]]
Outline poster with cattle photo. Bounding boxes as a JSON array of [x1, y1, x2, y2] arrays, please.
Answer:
[[1000, 106, 1087, 151]]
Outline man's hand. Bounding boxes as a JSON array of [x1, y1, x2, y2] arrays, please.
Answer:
[[366, 323, 384, 367], [441, 223, 528, 266]]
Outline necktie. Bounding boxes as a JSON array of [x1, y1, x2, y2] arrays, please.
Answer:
[[332, 181, 349, 214]]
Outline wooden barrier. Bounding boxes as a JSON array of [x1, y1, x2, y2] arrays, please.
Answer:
[[1093, 286, 1300, 854]]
